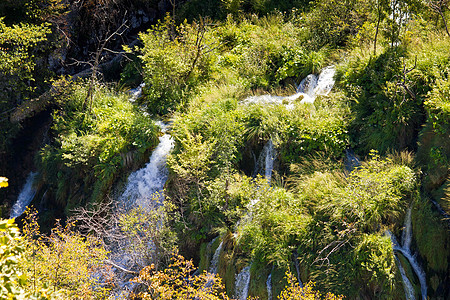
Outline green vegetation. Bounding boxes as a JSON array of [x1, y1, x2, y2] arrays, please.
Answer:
[[37, 81, 159, 213], [1, 0, 450, 299]]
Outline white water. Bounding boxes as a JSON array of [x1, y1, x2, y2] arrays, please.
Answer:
[[119, 121, 173, 210], [237, 69, 337, 297], [10, 172, 38, 219], [402, 207, 413, 250], [266, 274, 272, 300], [209, 241, 223, 274], [395, 256, 416, 300], [242, 66, 336, 109], [387, 208, 427, 300], [110, 121, 173, 295], [128, 83, 145, 102], [235, 265, 251, 300], [253, 139, 276, 182]]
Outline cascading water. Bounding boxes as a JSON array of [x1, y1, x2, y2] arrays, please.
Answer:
[[10, 171, 38, 219], [235, 265, 251, 300], [119, 121, 173, 210], [402, 207, 413, 250], [395, 256, 416, 300], [209, 241, 223, 274], [387, 207, 427, 300], [296, 74, 318, 97], [253, 139, 276, 183], [236, 68, 337, 298], [242, 66, 336, 108], [266, 274, 272, 300], [110, 120, 174, 295], [128, 83, 145, 102]]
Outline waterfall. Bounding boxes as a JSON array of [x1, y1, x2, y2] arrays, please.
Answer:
[[235, 265, 251, 300], [253, 139, 276, 182], [119, 121, 173, 210], [402, 207, 413, 250], [395, 256, 416, 300], [387, 207, 427, 300], [209, 241, 223, 274], [264, 140, 275, 181], [243, 66, 336, 108], [128, 83, 145, 102], [10, 172, 38, 219], [296, 74, 318, 97], [236, 68, 337, 298], [344, 149, 361, 172], [266, 274, 272, 300], [110, 120, 173, 295], [310, 66, 336, 97]]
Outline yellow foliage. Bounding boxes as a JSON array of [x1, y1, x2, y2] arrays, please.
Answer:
[[0, 176, 8, 188], [278, 272, 343, 300], [131, 250, 230, 300]]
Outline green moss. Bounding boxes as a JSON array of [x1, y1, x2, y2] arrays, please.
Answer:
[[271, 265, 289, 299], [397, 253, 421, 299], [198, 242, 209, 272], [248, 263, 271, 299], [412, 197, 449, 272]]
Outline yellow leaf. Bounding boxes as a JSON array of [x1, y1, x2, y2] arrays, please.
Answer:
[[0, 177, 8, 188]]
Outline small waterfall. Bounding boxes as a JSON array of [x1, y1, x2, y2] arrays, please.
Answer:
[[119, 121, 173, 210], [209, 241, 223, 274], [236, 68, 336, 298], [296, 74, 318, 97], [253, 139, 276, 181], [344, 149, 361, 172], [235, 265, 251, 300], [395, 256, 416, 300], [242, 66, 336, 108], [402, 207, 413, 250], [110, 121, 173, 294], [264, 140, 275, 181], [10, 172, 38, 219], [128, 83, 145, 102], [311, 66, 336, 97], [266, 274, 272, 300], [387, 208, 427, 300]]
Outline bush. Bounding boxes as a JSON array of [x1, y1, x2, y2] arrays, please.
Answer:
[[305, 0, 372, 49], [337, 48, 424, 153], [138, 16, 216, 115], [37, 81, 159, 210]]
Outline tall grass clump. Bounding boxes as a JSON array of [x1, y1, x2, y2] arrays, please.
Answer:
[[235, 152, 417, 298]]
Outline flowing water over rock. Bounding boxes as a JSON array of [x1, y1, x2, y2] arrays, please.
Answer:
[[387, 207, 427, 300], [119, 121, 173, 210], [235, 265, 251, 300], [242, 66, 336, 108], [111, 121, 173, 295], [395, 256, 416, 300], [10, 171, 38, 219], [253, 139, 276, 182], [266, 273, 272, 300], [128, 83, 145, 102], [209, 241, 223, 274], [236, 68, 337, 297]]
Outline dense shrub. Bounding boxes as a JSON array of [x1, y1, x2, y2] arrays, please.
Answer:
[[236, 153, 416, 297], [37, 81, 159, 211], [137, 16, 216, 115]]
